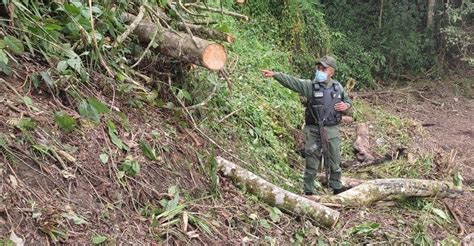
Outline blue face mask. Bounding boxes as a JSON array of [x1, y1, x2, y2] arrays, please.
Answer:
[[314, 70, 328, 82]]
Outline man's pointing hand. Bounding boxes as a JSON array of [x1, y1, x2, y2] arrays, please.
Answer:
[[262, 70, 275, 78]]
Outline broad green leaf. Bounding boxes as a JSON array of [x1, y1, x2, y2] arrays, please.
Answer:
[[87, 98, 109, 113], [40, 71, 54, 86], [44, 23, 63, 31], [168, 185, 179, 196], [0, 49, 8, 64], [177, 89, 192, 101], [350, 221, 380, 235], [4, 35, 24, 54], [431, 208, 449, 221], [16, 118, 36, 131], [119, 156, 140, 176], [54, 111, 77, 132], [61, 212, 88, 225], [0, 62, 11, 75], [269, 207, 282, 223], [0, 40, 5, 49], [57, 61, 68, 72], [99, 153, 109, 164], [79, 100, 100, 123], [91, 235, 107, 245], [139, 140, 157, 160], [22, 96, 39, 112], [106, 120, 127, 150], [63, 3, 81, 15], [259, 219, 272, 229], [67, 57, 83, 74], [188, 214, 213, 235]]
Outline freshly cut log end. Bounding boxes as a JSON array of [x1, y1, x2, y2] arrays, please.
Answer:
[[202, 43, 227, 71], [121, 13, 228, 70]]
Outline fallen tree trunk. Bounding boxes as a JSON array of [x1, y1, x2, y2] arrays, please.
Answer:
[[177, 23, 234, 43], [317, 178, 463, 206], [122, 13, 227, 71], [318, 175, 364, 188], [216, 156, 340, 228]]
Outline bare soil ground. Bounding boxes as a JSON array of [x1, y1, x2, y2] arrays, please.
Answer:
[[356, 75, 474, 236]]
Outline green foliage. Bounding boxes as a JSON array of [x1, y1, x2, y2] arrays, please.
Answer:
[[10, 118, 37, 131], [268, 207, 283, 223], [350, 221, 380, 236], [22, 96, 39, 112], [322, 0, 437, 84], [78, 100, 100, 123], [91, 235, 108, 245], [440, 2, 473, 67], [61, 211, 89, 225], [0, 239, 15, 246], [139, 140, 157, 161], [106, 120, 128, 151], [208, 155, 220, 197], [239, 0, 331, 75], [119, 156, 140, 176], [99, 153, 109, 164], [54, 111, 77, 132], [411, 220, 433, 246]]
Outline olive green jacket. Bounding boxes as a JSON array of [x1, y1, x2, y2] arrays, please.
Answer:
[[273, 72, 352, 105], [273, 72, 352, 138]]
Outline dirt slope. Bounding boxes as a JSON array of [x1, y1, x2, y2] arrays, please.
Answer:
[[356, 76, 474, 235]]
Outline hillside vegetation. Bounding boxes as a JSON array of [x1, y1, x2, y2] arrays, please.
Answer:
[[0, 0, 472, 244]]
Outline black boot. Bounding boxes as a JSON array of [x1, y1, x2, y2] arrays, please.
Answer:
[[333, 187, 350, 195]]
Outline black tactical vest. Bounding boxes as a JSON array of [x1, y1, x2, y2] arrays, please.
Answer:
[[305, 80, 342, 126]]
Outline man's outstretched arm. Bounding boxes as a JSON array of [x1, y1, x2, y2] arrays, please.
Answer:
[[262, 70, 312, 98]]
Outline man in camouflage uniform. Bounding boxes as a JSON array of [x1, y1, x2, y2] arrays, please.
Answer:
[[262, 55, 352, 195]]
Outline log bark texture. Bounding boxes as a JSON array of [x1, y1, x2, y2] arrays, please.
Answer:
[[177, 22, 234, 43], [318, 175, 364, 188], [216, 156, 340, 228], [122, 13, 227, 71], [318, 178, 463, 206]]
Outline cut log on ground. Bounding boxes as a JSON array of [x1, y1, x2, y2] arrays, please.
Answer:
[[318, 175, 364, 188], [317, 178, 463, 206], [177, 23, 234, 43], [122, 13, 227, 71], [216, 156, 340, 228]]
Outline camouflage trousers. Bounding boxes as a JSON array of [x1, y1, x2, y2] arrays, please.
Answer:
[[303, 124, 342, 194]]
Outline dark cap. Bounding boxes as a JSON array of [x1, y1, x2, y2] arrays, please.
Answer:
[[317, 55, 337, 69]]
